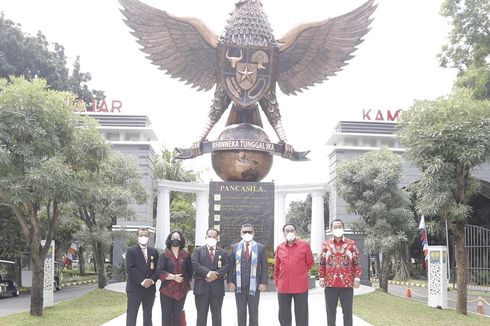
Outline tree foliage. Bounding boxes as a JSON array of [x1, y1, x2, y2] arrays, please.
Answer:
[[0, 206, 26, 260], [0, 77, 79, 316], [397, 88, 490, 314], [70, 120, 147, 288], [0, 13, 102, 106], [336, 148, 414, 291], [286, 193, 329, 239], [439, 0, 490, 99], [154, 150, 200, 244]]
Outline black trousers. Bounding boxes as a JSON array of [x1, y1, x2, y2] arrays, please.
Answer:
[[235, 286, 260, 326], [161, 293, 186, 326], [277, 291, 308, 326], [194, 293, 224, 326], [126, 289, 156, 326], [324, 287, 354, 326]]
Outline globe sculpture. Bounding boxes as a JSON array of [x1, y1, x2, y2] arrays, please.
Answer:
[[211, 123, 273, 182]]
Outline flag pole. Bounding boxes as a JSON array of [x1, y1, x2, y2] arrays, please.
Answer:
[[445, 217, 450, 282]]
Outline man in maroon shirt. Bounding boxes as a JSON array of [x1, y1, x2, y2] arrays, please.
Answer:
[[319, 218, 361, 326], [274, 223, 314, 326]]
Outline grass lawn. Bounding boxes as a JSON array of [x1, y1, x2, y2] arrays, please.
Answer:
[[0, 289, 126, 326], [353, 290, 489, 326]]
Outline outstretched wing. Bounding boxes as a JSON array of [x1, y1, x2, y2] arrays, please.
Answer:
[[277, 0, 376, 95], [119, 0, 219, 91]]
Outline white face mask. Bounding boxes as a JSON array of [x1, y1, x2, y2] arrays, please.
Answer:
[[285, 233, 296, 242], [206, 237, 217, 248], [138, 236, 149, 246], [333, 228, 344, 238], [241, 233, 253, 242]]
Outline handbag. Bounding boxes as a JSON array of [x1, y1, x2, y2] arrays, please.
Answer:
[[170, 310, 186, 326], [179, 310, 186, 326]]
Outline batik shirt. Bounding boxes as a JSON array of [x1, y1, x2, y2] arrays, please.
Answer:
[[318, 236, 361, 288]]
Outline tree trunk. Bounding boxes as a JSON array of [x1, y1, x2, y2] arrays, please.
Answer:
[[79, 246, 86, 275], [380, 252, 390, 292], [93, 240, 107, 288], [30, 239, 44, 316], [452, 221, 468, 314], [394, 244, 411, 281]]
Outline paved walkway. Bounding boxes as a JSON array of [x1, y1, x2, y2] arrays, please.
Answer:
[[104, 282, 374, 326]]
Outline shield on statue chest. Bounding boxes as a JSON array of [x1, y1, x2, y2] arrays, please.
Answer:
[[218, 44, 276, 107]]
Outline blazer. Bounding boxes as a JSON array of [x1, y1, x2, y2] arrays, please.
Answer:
[[125, 244, 159, 293], [227, 241, 269, 290], [191, 245, 229, 296]]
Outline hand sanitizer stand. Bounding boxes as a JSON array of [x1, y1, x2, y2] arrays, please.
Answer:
[[428, 245, 448, 309]]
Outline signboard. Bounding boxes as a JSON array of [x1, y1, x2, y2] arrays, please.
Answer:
[[208, 181, 274, 249], [362, 109, 401, 122]]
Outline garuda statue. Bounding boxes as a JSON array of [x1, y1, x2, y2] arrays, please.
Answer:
[[120, 0, 376, 160]]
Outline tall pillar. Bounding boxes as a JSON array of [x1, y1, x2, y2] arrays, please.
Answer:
[[310, 192, 325, 254], [155, 188, 170, 250], [195, 191, 209, 246], [274, 192, 286, 249]]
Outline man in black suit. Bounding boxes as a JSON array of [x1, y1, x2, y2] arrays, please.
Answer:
[[125, 227, 159, 326], [227, 224, 269, 326], [192, 228, 229, 326]]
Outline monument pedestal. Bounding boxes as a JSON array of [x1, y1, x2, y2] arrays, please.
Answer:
[[208, 181, 274, 251]]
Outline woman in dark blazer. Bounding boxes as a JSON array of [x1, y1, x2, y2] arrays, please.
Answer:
[[156, 230, 193, 326]]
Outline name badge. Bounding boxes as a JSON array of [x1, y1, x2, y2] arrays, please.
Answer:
[[217, 255, 222, 268], [150, 256, 154, 270]]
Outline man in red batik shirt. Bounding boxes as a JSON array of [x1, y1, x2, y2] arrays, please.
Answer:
[[319, 218, 361, 326], [274, 223, 314, 326]]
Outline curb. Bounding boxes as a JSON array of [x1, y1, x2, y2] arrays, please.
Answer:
[[61, 279, 98, 287], [370, 279, 428, 288]]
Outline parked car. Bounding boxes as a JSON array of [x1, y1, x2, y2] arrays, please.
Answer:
[[0, 260, 20, 297]]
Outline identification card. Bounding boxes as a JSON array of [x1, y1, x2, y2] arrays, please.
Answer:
[[217, 255, 222, 268], [150, 256, 154, 270]]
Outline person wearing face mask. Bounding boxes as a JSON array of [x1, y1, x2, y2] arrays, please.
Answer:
[[125, 227, 160, 326], [191, 228, 229, 326], [227, 224, 268, 326], [156, 230, 193, 326], [319, 218, 361, 326], [274, 223, 314, 326]]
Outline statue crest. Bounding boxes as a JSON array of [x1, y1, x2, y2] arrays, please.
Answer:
[[219, 45, 276, 106], [119, 0, 377, 181]]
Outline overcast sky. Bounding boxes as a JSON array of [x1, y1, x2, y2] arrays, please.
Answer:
[[2, 0, 457, 190]]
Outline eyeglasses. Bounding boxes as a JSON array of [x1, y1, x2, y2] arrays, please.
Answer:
[[241, 230, 253, 234]]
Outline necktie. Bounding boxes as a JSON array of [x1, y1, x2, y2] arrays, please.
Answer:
[[142, 248, 148, 263], [245, 242, 250, 259], [209, 247, 215, 260]]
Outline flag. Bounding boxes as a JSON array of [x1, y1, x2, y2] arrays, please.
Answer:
[[65, 241, 78, 266], [419, 216, 429, 268]]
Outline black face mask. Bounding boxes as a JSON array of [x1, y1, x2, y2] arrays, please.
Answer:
[[171, 239, 181, 248]]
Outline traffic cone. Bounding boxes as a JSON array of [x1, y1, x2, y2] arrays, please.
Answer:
[[476, 296, 484, 315], [405, 286, 412, 298]]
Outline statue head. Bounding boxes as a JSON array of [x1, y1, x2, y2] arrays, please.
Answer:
[[222, 0, 275, 47]]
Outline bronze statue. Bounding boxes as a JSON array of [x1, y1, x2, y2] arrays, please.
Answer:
[[119, 0, 376, 180]]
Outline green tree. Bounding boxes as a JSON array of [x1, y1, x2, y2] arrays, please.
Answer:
[[286, 193, 329, 239], [335, 148, 414, 292], [154, 150, 200, 244], [0, 13, 102, 107], [70, 121, 147, 288], [0, 77, 79, 316], [0, 207, 26, 260], [397, 88, 490, 314], [439, 0, 490, 99]]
